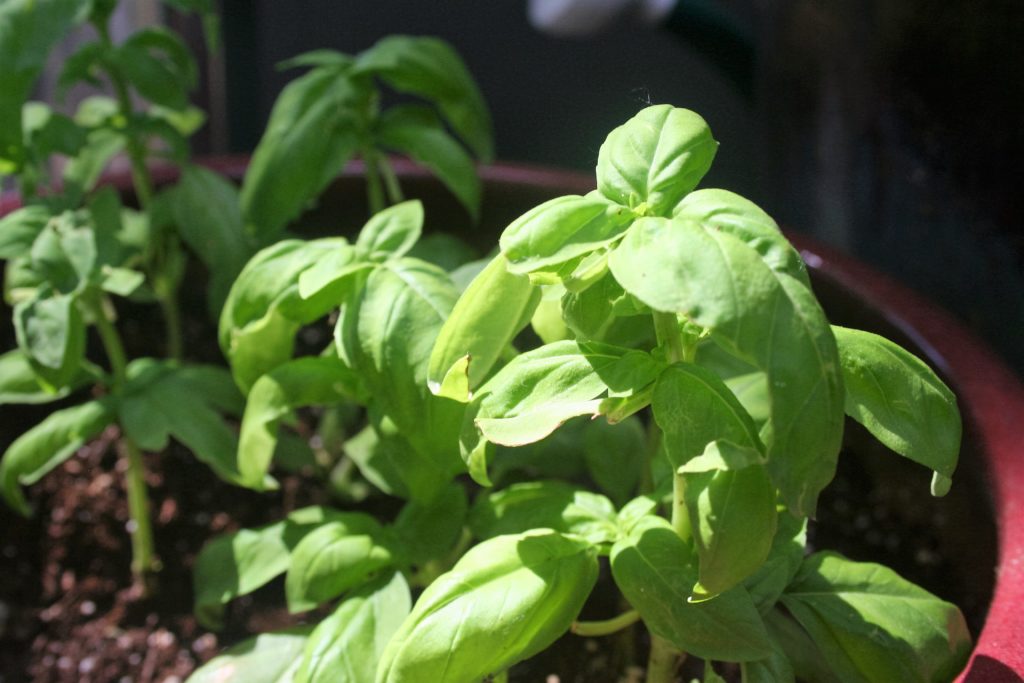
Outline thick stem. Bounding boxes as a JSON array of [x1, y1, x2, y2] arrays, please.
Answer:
[[92, 297, 158, 590], [646, 635, 686, 683], [379, 156, 405, 204], [572, 610, 641, 637], [672, 470, 692, 542], [363, 150, 386, 214], [653, 311, 686, 364]]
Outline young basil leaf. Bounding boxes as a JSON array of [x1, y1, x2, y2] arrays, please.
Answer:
[[743, 511, 807, 614], [0, 398, 115, 516], [393, 482, 468, 567], [22, 101, 88, 160], [470, 481, 618, 545], [277, 48, 353, 71], [13, 291, 86, 391], [610, 517, 772, 661], [780, 552, 972, 683], [376, 530, 598, 682], [833, 326, 961, 495], [0, 205, 51, 259], [596, 105, 717, 216], [460, 340, 661, 485], [582, 415, 645, 505], [239, 356, 365, 490], [29, 213, 96, 292], [240, 64, 368, 241], [679, 440, 778, 599], [0, 0, 88, 173], [428, 254, 540, 401], [354, 199, 424, 260], [112, 39, 190, 112], [375, 105, 481, 220], [673, 188, 810, 286], [500, 193, 633, 275], [611, 217, 844, 516], [62, 127, 125, 204], [169, 165, 252, 315], [193, 506, 349, 630], [285, 514, 396, 613], [294, 572, 411, 683], [353, 35, 493, 162], [561, 269, 655, 347], [220, 238, 349, 392], [185, 626, 312, 683], [119, 360, 252, 487], [0, 348, 96, 405]]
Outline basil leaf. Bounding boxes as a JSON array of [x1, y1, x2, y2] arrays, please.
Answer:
[[284, 514, 396, 613], [596, 105, 717, 216], [169, 165, 252, 315], [673, 188, 809, 286], [220, 238, 350, 392], [562, 269, 655, 347], [277, 48, 352, 71], [833, 326, 961, 495], [193, 506, 348, 630], [0, 205, 51, 259], [780, 552, 972, 683], [377, 530, 598, 682], [679, 440, 778, 599], [500, 193, 633, 274], [428, 254, 540, 401], [470, 481, 618, 545], [610, 517, 772, 662], [582, 415, 645, 505], [353, 35, 493, 162], [185, 627, 312, 683], [611, 217, 844, 516], [740, 634, 797, 683], [0, 348, 95, 405], [743, 511, 807, 614], [240, 65, 367, 240], [0, 398, 115, 516], [13, 291, 85, 391], [239, 356, 365, 490], [114, 27, 196, 110], [375, 106, 481, 220], [392, 482, 468, 567], [354, 199, 423, 260], [294, 572, 411, 683]]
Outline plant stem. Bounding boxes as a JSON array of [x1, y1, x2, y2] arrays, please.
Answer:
[[92, 297, 158, 590], [157, 286, 183, 361], [647, 635, 686, 683], [672, 470, 691, 541], [572, 610, 641, 637], [363, 150, 386, 214], [379, 156, 405, 204], [653, 311, 686, 364]]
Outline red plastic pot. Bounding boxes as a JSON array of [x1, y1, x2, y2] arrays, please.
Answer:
[[3, 159, 1021, 680]]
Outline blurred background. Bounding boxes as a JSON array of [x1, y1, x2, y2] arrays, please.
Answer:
[[40, 0, 1024, 373]]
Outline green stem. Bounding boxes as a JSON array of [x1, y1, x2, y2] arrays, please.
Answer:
[[363, 150, 386, 214], [572, 610, 641, 637], [379, 156, 405, 204], [647, 635, 685, 683], [92, 297, 158, 590], [157, 287, 183, 361], [653, 311, 686, 364], [673, 470, 691, 542]]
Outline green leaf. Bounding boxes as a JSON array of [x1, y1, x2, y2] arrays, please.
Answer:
[[596, 105, 717, 216], [0, 348, 95, 405], [285, 513, 396, 613], [610, 517, 771, 662], [780, 552, 972, 683], [392, 482, 468, 567], [353, 35, 493, 162], [611, 217, 844, 516], [119, 360, 250, 487], [62, 127, 125, 203], [428, 254, 540, 401], [0, 0, 89, 173], [833, 326, 961, 494], [220, 238, 351, 392], [241, 64, 368, 240], [22, 101, 88, 159], [28, 213, 96, 292], [460, 340, 662, 485], [582, 415, 645, 505], [185, 627, 312, 683], [112, 27, 197, 111], [239, 356, 364, 490], [743, 511, 807, 614], [193, 506, 348, 630], [673, 188, 809, 286], [679, 441, 778, 599], [0, 398, 115, 515], [354, 199, 423, 259], [56, 41, 105, 96], [470, 481, 619, 545], [376, 530, 598, 682], [13, 291, 86, 390], [740, 634, 797, 683], [277, 48, 353, 71], [295, 572, 411, 683], [375, 105, 481, 220], [170, 165, 252, 315], [561, 269, 655, 347], [0, 205, 51, 259], [500, 193, 633, 274]]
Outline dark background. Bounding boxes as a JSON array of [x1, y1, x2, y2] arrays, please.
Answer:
[[188, 0, 1023, 373]]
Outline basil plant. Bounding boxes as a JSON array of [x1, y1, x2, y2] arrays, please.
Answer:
[[190, 106, 970, 683]]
